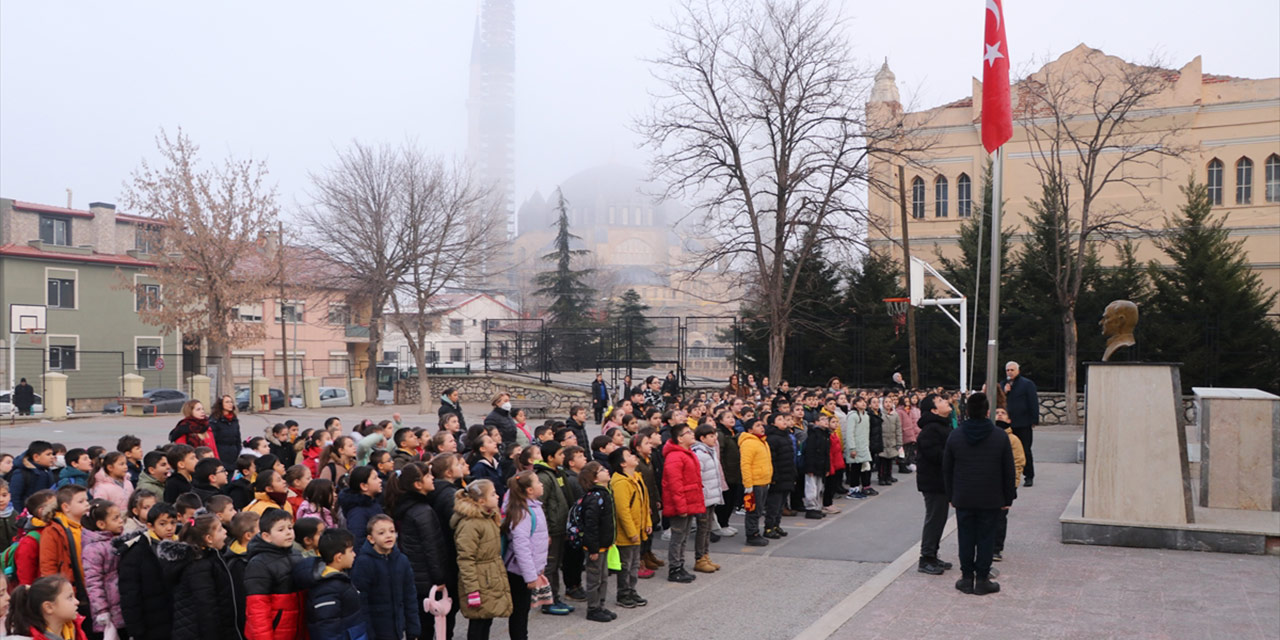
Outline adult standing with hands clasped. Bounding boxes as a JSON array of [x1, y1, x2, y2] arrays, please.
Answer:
[[943, 392, 1016, 596], [1002, 361, 1039, 487]]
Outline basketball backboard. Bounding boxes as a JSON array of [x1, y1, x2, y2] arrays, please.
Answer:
[[9, 304, 47, 334], [909, 257, 925, 306]]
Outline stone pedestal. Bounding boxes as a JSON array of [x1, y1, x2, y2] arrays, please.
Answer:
[[351, 378, 366, 407], [120, 373, 144, 398], [1195, 387, 1280, 512], [303, 377, 321, 409], [190, 375, 211, 408], [1083, 363, 1193, 525], [251, 376, 270, 412], [44, 372, 68, 419]]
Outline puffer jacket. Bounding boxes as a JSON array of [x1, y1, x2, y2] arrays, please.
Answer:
[[39, 512, 82, 584], [531, 461, 569, 538], [609, 470, 651, 546], [438, 398, 467, 431], [267, 432, 297, 468], [715, 423, 742, 485], [9, 453, 56, 508], [245, 492, 294, 519], [483, 407, 517, 445], [578, 484, 615, 553], [116, 530, 172, 640], [243, 536, 305, 640], [136, 471, 167, 499], [338, 489, 382, 538], [880, 410, 903, 459], [56, 465, 90, 489], [81, 528, 124, 632], [736, 431, 773, 488], [915, 410, 952, 494], [868, 410, 884, 457], [801, 425, 831, 477], [90, 470, 133, 512], [502, 499, 549, 584], [828, 429, 846, 475], [469, 458, 504, 497], [429, 481, 462, 587], [157, 539, 243, 640], [634, 453, 660, 515], [451, 496, 513, 620], [211, 411, 244, 468], [842, 410, 871, 464], [391, 491, 450, 595], [293, 557, 370, 640], [899, 407, 920, 444], [294, 501, 342, 530], [351, 539, 420, 640], [660, 441, 705, 517], [170, 417, 219, 457], [690, 442, 725, 508], [764, 425, 798, 491]]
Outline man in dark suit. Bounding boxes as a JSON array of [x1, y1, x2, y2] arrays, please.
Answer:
[[1002, 361, 1039, 487]]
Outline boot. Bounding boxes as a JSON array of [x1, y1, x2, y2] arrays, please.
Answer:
[[974, 577, 1001, 595], [642, 551, 665, 569], [706, 555, 721, 570], [694, 556, 717, 573], [917, 557, 944, 575], [954, 575, 975, 594]]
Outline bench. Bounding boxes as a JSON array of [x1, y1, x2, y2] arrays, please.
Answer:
[[512, 399, 554, 419], [118, 397, 157, 417]]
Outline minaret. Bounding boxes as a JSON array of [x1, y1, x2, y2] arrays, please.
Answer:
[[869, 58, 901, 107], [466, 0, 516, 239]]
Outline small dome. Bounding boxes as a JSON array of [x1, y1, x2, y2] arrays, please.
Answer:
[[870, 58, 900, 104]]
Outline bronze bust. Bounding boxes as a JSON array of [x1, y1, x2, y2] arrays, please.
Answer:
[[1100, 300, 1139, 361]]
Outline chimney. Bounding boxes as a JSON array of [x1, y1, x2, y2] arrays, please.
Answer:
[[89, 202, 117, 254]]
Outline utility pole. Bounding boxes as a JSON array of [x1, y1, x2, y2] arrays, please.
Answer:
[[897, 165, 919, 388], [277, 221, 289, 401]]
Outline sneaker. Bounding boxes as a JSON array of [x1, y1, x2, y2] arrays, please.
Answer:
[[955, 576, 975, 594], [637, 567, 655, 579], [888, 476, 898, 483], [564, 586, 586, 601], [989, 567, 1000, 579], [668, 568, 696, 583], [556, 600, 575, 613], [863, 487, 879, 496], [992, 551, 1003, 562], [661, 529, 672, 541], [763, 528, 781, 539], [775, 526, 788, 537], [586, 608, 613, 622], [719, 526, 738, 537], [1023, 477, 1034, 487], [746, 536, 769, 547], [974, 577, 1001, 595], [805, 510, 824, 519], [615, 593, 637, 608], [541, 602, 573, 616], [630, 592, 648, 606], [936, 558, 954, 570], [734, 508, 746, 516], [603, 608, 618, 620], [917, 558, 944, 575], [846, 488, 861, 499], [821, 505, 841, 514], [710, 532, 721, 543], [850, 490, 868, 500]]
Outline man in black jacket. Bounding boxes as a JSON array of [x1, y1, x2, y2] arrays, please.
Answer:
[[1002, 361, 1039, 486], [943, 392, 1016, 596], [914, 394, 955, 575]]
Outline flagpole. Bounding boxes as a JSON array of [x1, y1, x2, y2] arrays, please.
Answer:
[[984, 146, 1005, 397]]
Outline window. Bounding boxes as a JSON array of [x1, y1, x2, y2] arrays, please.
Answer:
[[50, 346, 76, 371], [136, 346, 160, 370], [47, 278, 75, 309], [136, 284, 160, 311], [425, 350, 440, 364], [911, 177, 926, 218], [449, 348, 464, 362], [235, 303, 263, 323], [327, 304, 350, 326], [382, 351, 398, 362], [134, 226, 159, 254], [935, 176, 949, 218], [276, 300, 304, 323], [449, 319, 464, 336], [1235, 157, 1253, 204], [1207, 159, 1223, 205], [1267, 155, 1280, 203], [39, 215, 71, 246], [957, 174, 972, 217]]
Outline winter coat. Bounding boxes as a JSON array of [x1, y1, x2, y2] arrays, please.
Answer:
[[157, 540, 243, 640], [353, 432, 386, 468], [351, 539, 420, 640], [267, 434, 297, 468], [578, 484, 615, 553], [9, 454, 56, 508], [438, 398, 467, 432], [736, 432, 773, 489], [591, 380, 609, 409], [565, 418, 589, 452], [899, 407, 921, 444], [164, 472, 193, 505], [390, 448, 419, 471], [828, 430, 846, 475], [337, 490, 382, 538], [634, 454, 660, 514], [116, 530, 173, 640], [55, 465, 90, 489], [503, 499, 549, 584], [764, 425, 798, 491], [801, 425, 831, 477], [226, 477, 254, 511], [246, 492, 295, 519], [868, 411, 884, 457], [450, 497, 513, 620], [294, 501, 342, 530], [591, 450, 612, 473], [842, 410, 871, 464], [170, 417, 219, 457], [293, 558, 370, 640], [428, 481, 462, 586], [609, 470, 651, 546], [192, 480, 226, 507], [38, 513, 82, 584], [81, 529, 124, 632], [660, 441, 704, 517], [391, 491, 451, 594], [691, 443, 725, 508], [211, 411, 244, 468], [136, 471, 166, 500], [915, 411, 952, 494], [532, 462, 569, 537], [90, 471, 133, 512], [880, 410, 903, 459], [243, 536, 305, 640], [943, 418, 1017, 509], [483, 407, 517, 445], [0, 509, 17, 551], [470, 458, 504, 498], [1001, 422, 1027, 489], [715, 423, 743, 485], [1004, 375, 1040, 428], [15, 617, 89, 640]]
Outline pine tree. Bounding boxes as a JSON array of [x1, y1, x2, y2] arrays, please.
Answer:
[[614, 288, 655, 365], [1145, 178, 1280, 392], [533, 189, 596, 328], [842, 249, 906, 387]]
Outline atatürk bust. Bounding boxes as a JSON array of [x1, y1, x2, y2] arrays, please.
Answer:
[[1100, 300, 1139, 361]]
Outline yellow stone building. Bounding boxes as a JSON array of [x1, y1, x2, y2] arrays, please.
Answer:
[[866, 44, 1280, 312]]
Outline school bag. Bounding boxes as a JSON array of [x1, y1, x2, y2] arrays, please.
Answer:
[[1, 529, 39, 580], [565, 495, 586, 549]]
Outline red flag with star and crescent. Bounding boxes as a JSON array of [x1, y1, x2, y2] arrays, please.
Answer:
[[981, 0, 1012, 153]]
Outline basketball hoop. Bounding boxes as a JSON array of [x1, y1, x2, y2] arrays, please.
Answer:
[[883, 297, 910, 337], [25, 328, 41, 345]]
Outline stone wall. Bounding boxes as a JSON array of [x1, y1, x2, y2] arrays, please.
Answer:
[[1037, 392, 1197, 426], [395, 374, 591, 412]]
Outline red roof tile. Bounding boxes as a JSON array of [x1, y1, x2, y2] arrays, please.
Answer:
[[0, 243, 156, 267]]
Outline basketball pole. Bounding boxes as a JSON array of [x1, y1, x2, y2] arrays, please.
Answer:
[[897, 165, 919, 388], [984, 147, 1005, 397]]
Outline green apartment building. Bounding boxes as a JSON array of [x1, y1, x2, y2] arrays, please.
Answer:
[[1, 198, 183, 411]]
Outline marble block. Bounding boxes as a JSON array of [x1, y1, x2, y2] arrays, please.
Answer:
[[1083, 363, 1193, 525], [1195, 387, 1280, 512]]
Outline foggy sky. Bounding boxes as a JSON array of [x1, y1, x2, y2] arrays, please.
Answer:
[[2, 1, 1277, 222]]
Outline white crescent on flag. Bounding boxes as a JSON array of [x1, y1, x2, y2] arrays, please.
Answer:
[[986, 0, 1001, 29]]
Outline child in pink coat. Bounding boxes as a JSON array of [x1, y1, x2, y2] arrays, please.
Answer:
[[89, 452, 135, 513], [82, 500, 127, 635]]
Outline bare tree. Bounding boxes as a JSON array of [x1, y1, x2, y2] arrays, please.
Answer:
[[1018, 47, 1189, 419], [123, 129, 280, 397], [637, 0, 927, 382]]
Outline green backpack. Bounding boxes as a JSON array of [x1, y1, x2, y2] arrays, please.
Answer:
[[1, 529, 40, 580]]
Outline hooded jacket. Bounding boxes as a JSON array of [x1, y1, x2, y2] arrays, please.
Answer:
[[90, 470, 133, 512], [736, 431, 773, 488], [38, 512, 83, 585], [428, 480, 462, 588], [266, 432, 297, 468], [609, 470, 651, 546], [211, 411, 244, 468], [915, 410, 953, 494], [880, 409, 903, 458], [503, 498, 549, 584], [243, 536, 305, 640], [391, 490, 451, 594], [337, 490, 382, 539], [81, 528, 124, 632], [293, 557, 370, 640], [295, 501, 343, 530], [764, 425, 798, 490], [450, 496, 513, 620], [438, 397, 467, 431], [715, 422, 743, 485], [691, 442, 725, 508], [9, 453, 56, 507], [116, 530, 173, 640], [157, 539, 244, 640], [660, 440, 704, 517], [943, 417, 1017, 510], [136, 471, 166, 500], [842, 410, 871, 464], [532, 461, 569, 537], [55, 465, 90, 489], [578, 484, 616, 553], [245, 492, 294, 519], [801, 424, 831, 477], [163, 472, 194, 505], [351, 538, 420, 640], [899, 406, 921, 444]]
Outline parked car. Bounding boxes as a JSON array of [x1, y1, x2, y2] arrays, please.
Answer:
[[289, 386, 351, 409], [1, 390, 74, 417], [236, 387, 286, 411], [102, 388, 189, 414]]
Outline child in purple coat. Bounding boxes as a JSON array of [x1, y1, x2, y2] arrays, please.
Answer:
[[81, 499, 127, 635], [501, 471, 548, 639]]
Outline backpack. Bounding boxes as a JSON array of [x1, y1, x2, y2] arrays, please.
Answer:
[[1, 529, 39, 580], [565, 495, 587, 549]]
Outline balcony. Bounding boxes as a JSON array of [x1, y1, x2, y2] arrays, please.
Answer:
[[343, 324, 370, 343]]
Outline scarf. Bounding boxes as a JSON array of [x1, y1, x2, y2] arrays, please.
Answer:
[[0, 502, 13, 518]]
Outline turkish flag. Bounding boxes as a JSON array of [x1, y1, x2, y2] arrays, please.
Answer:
[[981, 0, 1012, 153]]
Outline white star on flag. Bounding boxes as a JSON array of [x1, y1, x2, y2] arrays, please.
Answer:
[[984, 41, 1004, 67]]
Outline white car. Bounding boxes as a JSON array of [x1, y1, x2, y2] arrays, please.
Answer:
[[289, 386, 351, 408], [0, 390, 74, 417]]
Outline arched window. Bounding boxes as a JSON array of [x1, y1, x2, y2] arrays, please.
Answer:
[[1206, 159, 1223, 205], [911, 177, 925, 218], [935, 176, 949, 218], [957, 174, 972, 217], [1266, 154, 1280, 203], [1236, 157, 1253, 204]]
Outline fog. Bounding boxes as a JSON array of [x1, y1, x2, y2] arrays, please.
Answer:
[[2, 0, 1276, 220]]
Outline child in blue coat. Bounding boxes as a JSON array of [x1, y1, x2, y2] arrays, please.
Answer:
[[351, 514, 419, 640], [296, 528, 370, 640]]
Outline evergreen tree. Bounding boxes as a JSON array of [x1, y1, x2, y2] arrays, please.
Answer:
[[1145, 178, 1280, 392], [1076, 240, 1151, 364], [842, 249, 906, 387], [533, 189, 596, 328], [614, 288, 655, 365], [732, 250, 844, 384]]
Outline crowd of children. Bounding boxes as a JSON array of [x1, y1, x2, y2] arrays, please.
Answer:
[[0, 378, 962, 640]]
